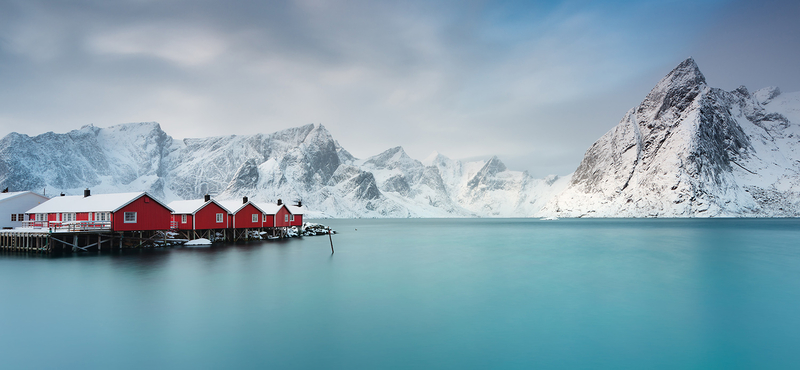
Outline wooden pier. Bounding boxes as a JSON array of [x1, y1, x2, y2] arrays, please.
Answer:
[[0, 231, 50, 252], [1, 226, 299, 253]]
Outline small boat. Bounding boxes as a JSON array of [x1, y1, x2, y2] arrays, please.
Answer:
[[184, 238, 212, 247]]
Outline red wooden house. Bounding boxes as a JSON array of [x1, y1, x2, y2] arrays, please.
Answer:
[[257, 202, 292, 228], [287, 204, 304, 227], [219, 197, 265, 229], [168, 196, 229, 230], [25, 190, 173, 231]]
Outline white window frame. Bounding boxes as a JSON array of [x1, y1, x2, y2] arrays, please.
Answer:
[[284, 214, 288, 222], [216, 213, 224, 223], [181, 214, 187, 224], [252, 214, 258, 223], [124, 212, 137, 223], [290, 214, 295, 222]]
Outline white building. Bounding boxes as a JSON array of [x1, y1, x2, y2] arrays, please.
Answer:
[[0, 191, 49, 229]]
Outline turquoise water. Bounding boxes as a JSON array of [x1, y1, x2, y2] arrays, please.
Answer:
[[2, 218, 800, 369]]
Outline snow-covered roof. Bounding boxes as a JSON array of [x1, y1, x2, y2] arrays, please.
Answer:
[[286, 205, 304, 215], [0, 191, 48, 203], [256, 203, 287, 215], [217, 200, 263, 214], [168, 199, 222, 214], [26, 192, 171, 214]]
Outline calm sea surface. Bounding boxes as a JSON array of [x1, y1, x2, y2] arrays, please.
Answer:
[[2, 218, 800, 369]]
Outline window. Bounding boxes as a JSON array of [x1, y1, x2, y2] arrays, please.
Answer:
[[36, 213, 46, 221], [64, 213, 75, 222], [18, 214, 24, 221], [284, 214, 289, 222], [216, 213, 223, 223], [124, 212, 137, 223], [252, 214, 259, 223], [181, 214, 187, 223], [290, 214, 295, 222], [11, 214, 16, 222]]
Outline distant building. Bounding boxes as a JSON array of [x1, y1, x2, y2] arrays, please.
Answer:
[[0, 191, 49, 229]]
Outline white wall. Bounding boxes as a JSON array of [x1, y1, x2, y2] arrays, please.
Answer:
[[0, 193, 49, 229]]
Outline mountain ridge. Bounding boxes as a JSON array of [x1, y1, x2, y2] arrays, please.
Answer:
[[0, 122, 564, 217], [2, 59, 799, 218]]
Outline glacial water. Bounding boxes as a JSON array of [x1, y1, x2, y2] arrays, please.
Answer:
[[2, 218, 800, 369]]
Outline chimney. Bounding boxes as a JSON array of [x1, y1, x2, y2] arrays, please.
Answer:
[[242, 196, 248, 204], [84, 188, 91, 197], [204, 194, 211, 202], [297, 200, 302, 207], [277, 199, 282, 205], [60, 193, 65, 197]]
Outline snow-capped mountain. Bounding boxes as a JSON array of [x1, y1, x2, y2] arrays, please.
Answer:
[[3, 58, 798, 218], [541, 58, 800, 217], [0, 122, 568, 217]]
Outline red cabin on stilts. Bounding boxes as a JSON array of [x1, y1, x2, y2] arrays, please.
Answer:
[[25, 190, 173, 232], [168, 197, 230, 231], [219, 197, 264, 229], [258, 202, 292, 228]]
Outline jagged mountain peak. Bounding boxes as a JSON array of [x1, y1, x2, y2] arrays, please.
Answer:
[[754, 86, 782, 105], [98, 122, 165, 135], [638, 58, 708, 122], [422, 150, 442, 165], [667, 58, 705, 86], [421, 151, 456, 167], [543, 57, 800, 218], [363, 146, 420, 170], [483, 156, 507, 173], [648, 58, 706, 94], [466, 156, 508, 189]]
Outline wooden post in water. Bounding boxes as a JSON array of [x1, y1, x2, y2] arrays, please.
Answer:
[[328, 229, 334, 254]]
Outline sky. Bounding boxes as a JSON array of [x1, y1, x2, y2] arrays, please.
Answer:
[[0, 0, 798, 177]]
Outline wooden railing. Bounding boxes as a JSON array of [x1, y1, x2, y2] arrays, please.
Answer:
[[22, 220, 112, 231]]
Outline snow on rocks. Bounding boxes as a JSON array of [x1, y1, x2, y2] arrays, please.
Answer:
[[540, 58, 800, 217]]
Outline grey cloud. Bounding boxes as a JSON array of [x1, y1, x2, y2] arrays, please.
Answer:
[[0, 0, 796, 178]]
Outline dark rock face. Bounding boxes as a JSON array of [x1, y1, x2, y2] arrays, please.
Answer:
[[226, 159, 260, 191], [467, 156, 507, 189], [383, 175, 411, 196], [690, 89, 752, 184], [350, 172, 382, 201]]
